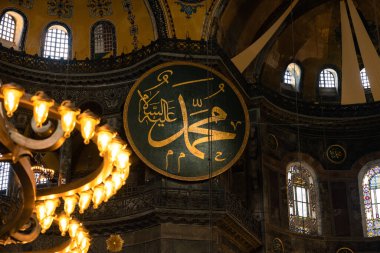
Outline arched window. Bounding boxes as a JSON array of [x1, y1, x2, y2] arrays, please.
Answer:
[[0, 13, 15, 42], [0, 162, 11, 195], [360, 163, 380, 237], [319, 68, 338, 89], [360, 68, 371, 90], [287, 162, 319, 235], [42, 23, 71, 60], [91, 21, 116, 59], [283, 63, 301, 91], [0, 10, 27, 50]]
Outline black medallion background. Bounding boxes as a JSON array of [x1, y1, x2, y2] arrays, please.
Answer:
[[124, 62, 249, 181]]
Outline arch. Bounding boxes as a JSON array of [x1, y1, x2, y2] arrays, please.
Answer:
[[283, 62, 302, 91], [358, 159, 380, 237], [41, 22, 72, 60], [360, 68, 371, 90], [0, 8, 28, 50], [287, 161, 320, 235], [90, 20, 116, 59]]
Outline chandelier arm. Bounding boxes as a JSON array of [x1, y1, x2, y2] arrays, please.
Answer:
[[8, 121, 66, 152], [10, 214, 41, 244], [36, 157, 113, 200], [0, 156, 36, 240]]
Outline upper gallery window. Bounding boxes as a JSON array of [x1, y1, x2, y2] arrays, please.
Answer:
[[91, 21, 116, 59], [319, 68, 338, 89], [283, 63, 301, 91], [43, 24, 70, 60], [361, 164, 380, 237], [0, 13, 15, 42], [360, 68, 371, 90], [0, 162, 11, 195], [0, 11, 26, 50], [287, 162, 319, 235]]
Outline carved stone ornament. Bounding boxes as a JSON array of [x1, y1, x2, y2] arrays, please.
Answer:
[[272, 238, 284, 253], [9, 0, 33, 9], [47, 0, 73, 18], [87, 0, 112, 17], [326, 144, 346, 164]]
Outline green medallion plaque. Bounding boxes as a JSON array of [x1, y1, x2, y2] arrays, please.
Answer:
[[124, 62, 249, 181]]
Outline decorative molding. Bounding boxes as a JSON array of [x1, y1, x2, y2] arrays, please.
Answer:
[[47, 0, 73, 18], [147, 0, 169, 38], [272, 238, 284, 253], [175, 0, 204, 18], [87, 0, 112, 17], [158, 0, 176, 37], [122, 0, 139, 50], [8, 0, 33, 9]]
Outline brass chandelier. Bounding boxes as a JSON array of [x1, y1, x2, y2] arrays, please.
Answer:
[[0, 83, 131, 253]]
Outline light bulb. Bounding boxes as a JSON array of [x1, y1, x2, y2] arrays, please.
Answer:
[[31, 91, 54, 128], [41, 215, 54, 233], [79, 236, 90, 252], [92, 184, 105, 209], [58, 213, 70, 236], [96, 125, 116, 156], [59, 100, 80, 138], [79, 190, 92, 214], [121, 166, 130, 183], [115, 149, 130, 171], [112, 171, 123, 192], [44, 198, 60, 217], [103, 177, 115, 202], [107, 137, 126, 163], [64, 195, 78, 216], [1, 83, 24, 117], [35, 202, 47, 221], [78, 110, 100, 144], [69, 219, 81, 238]]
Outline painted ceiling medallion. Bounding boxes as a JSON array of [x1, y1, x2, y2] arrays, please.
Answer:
[[88, 0, 112, 17], [47, 0, 73, 18], [9, 0, 33, 9], [175, 0, 205, 18], [326, 144, 346, 164]]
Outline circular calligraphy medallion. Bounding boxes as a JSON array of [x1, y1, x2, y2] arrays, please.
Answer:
[[124, 61, 249, 181], [326, 144, 346, 164]]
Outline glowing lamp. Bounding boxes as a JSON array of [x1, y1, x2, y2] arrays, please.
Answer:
[[103, 177, 115, 202], [78, 110, 100, 144], [1, 83, 24, 117], [44, 198, 60, 217], [75, 228, 88, 244], [79, 190, 92, 214], [69, 219, 81, 238], [58, 213, 70, 236], [92, 184, 105, 209], [79, 236, 90, 251], [96, 125, 116, 156], [41, 215, 54, 233], [58, 100, 80, 138], [31, 91, 54, 128], [35, 202, 47, 221], [121, 166, 130, 183], [112, 171, 123, 192], [64, 195, 78, 216], [115, 149, 130, 171], [107, 137, 126, 163]]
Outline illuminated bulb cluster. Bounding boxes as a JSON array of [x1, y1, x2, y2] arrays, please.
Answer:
[[1, 83, 132, 252]]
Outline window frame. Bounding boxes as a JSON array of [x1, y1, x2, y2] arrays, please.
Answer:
[[90, 20, 116, 59], [0, 162, 11, 195], [41, 21, 72, 60], [358, 160, 380, 237], [0, 8, 28, 51], [360, 68, 371, 90], [282, 62, 302, 92], [287, 161, 320, 235]]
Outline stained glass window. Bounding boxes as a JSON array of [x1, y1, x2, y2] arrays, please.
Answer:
[[0, 13, 16, 42], [362, 165, 380, 237], [319, 68, 338, 88], [287, 163, 318, 235], [0, 162, 11, 195], [43, 25, 69, 60], [283, 63, 301, 90], [360, 68, 371, 89]]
